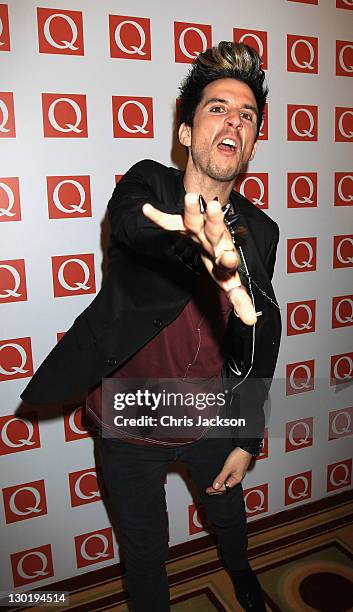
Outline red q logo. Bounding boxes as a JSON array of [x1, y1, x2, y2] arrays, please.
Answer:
[[0, 4, 10, 51], [0, 92, 16, 137], [333, 235, 353, 268], [288, 0, 318, 4], [257, 103, 268, 140], [0, 414, 40, 456], [287, 173, 317, 208], [255, 428, 268, 460], [332, 295, 353, 328], [285, 417, 313, 452], [287, 237, 317, 273], [329, 407, 353, 440], [174, 22, 212, 63], [336, 0, 353, 9], [47, 176, 92, 219], [11, 544, 54, 587], [69, 468, 101, 507], [235, 173, 268, 209], [37, 8, 84, 56], [287, 35, 318, 74], [0, 259, 27, 303], [75, 528, 114, 568], [112, 96, 154, 138], [0, 337, 33, 382], [287, 300, 316, 336], [288, 105, 318, 141], [285, 471, 312, 506], [0, 177, 21, 222], [109, 15, 151, 60], [64, 406, 89, 442], [188, 503, 210, 535], [330, 352, 353, 385], [3, 479, 47, 524], [233, 29, 268, 69], [42, 93, 88, 138], [335, 107, 353, 141], [243, 484, 268, 517], [51, 253, 96, 298], [327, 459, 352, 492], [336, 40, 353, 76], [334, 173, 353, 206], [286, 360, 315, 395]]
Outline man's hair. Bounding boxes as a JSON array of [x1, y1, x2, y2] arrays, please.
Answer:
[[179, 41, 268, 138]]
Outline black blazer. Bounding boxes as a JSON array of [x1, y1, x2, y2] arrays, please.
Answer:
[[21, 160, 281, 452]]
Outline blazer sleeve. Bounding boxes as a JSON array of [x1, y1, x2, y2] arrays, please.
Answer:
[[108, 159, 201, 271]]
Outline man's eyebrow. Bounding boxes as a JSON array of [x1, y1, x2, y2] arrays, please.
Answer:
[[202, 98, 258, 116]]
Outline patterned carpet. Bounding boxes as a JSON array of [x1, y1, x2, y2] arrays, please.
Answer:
[[3, 490, 353, 612]]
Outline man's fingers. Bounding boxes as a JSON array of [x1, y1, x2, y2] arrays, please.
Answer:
[[183, 193, 204, 234], [227, 284, 258, 325], [203, 200, 225, 246], [142, 203, 185, 231]]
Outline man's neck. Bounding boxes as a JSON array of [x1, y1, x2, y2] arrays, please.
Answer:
[[183, 170, 235, 207]]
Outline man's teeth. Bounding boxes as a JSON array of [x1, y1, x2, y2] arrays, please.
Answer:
[[221, 138, 236, 147]]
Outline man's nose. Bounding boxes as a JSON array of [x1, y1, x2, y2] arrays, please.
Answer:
[[225, 110, 242, 128]]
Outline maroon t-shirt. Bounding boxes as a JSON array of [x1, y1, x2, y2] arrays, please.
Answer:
[[86, 273, 232, 445]]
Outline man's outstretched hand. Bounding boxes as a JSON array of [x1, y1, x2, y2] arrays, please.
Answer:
[[143, 193, 257, 326]]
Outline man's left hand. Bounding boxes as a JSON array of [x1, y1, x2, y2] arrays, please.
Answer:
[[205, 447, 252, 495]]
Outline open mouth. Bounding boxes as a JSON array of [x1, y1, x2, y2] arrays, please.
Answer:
[[217, 137, 237, 153]]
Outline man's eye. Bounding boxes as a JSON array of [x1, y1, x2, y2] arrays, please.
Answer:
[[210, 106, 225, 113], [241, 112, 254, 121]]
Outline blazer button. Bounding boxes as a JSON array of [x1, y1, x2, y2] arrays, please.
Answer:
[[153, 318, 164, 328], [107, 357, 118, 367]]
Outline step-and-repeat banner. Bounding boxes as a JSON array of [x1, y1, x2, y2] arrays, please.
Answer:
[[1, 0, 352, 593]]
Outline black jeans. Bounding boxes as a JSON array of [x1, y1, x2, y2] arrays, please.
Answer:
[[98, 436, 248, 612]]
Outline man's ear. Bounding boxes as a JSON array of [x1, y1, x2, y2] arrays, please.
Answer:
[[249, 140, 257, 161], [178, 122, 192, 147]]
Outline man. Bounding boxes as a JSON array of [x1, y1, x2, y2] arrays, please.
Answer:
[[21, 42, 281, 611]]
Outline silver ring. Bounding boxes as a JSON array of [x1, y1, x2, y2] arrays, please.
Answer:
[[224, 481, 231, 494]]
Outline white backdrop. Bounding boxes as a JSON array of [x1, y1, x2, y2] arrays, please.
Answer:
[[1, 0, 353, 593]]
